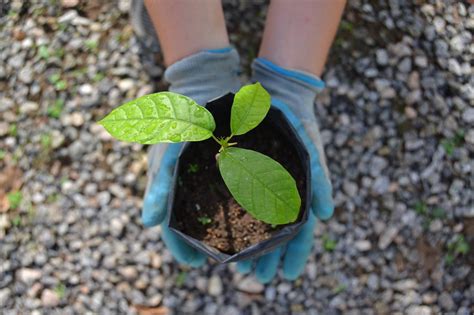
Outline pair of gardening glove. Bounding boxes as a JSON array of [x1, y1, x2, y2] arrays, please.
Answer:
[[142, 48, 334, 283]]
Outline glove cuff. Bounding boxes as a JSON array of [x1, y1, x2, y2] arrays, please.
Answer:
[[251, 58, 325, 117], [164, 47, 241, 105]]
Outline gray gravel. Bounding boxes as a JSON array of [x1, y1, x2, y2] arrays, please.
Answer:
[[1, 0, 473, 314]]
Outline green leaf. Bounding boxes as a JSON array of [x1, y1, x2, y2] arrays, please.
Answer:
[[197, 216, 212, 225], [230, 82, 271, 136], [218, 147, 301, 225], [7, 191, 22, 209], [323, 235, 337, 252], [98, 92, 216, 144]]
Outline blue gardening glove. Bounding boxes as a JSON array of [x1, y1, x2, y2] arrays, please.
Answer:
[[236, 58, 334, 282], [142, 48, 241, 267]]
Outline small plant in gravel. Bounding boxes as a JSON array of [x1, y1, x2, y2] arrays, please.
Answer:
[[322, 234, 338, 252], [54, 283, 66, 299], [175, 271, 187, 287], [48, 73, 67, 91], [441, 130, 465, 156], [47, 99, 65, 119], [7, 191, 22, 210], [445, 234, 470, 265], [414, 201, 447, 229], [99, 83, 301, 225]]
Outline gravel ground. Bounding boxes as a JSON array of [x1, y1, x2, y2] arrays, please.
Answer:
[[1, 0, 473, 314]]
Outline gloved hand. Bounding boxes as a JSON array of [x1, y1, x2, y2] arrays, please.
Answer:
[[236, 58, 334, 282], [142, 48, 241, 267]]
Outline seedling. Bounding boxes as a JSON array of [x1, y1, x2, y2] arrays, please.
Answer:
[[47, 99, 65, 119], [414, 201, 447, 230], [11, 215, 22, 227], [38, 45, 50, 60], [9, 124, 17, 137], [187, 163, 199, 174], [48, 73, 67, 91], [54, 283, 66, 299], [85, 39, 99, 52], [99, 83, 301, 225], [7, 191, 22, 210], [333, 283, 347, 294], [322, 234, 337, 252], [197, 216, 212, 225], [175, 271, 187, 287], [441, 130, 465, 156], [445, 234, 470, 265]]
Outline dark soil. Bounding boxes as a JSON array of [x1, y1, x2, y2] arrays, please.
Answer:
[[173, 102, 306, 254]]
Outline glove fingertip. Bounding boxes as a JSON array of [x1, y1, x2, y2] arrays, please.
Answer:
[[282, 248, 309, 281], [236, 260, 253, 274], [142, 198, 166, 227], [255, 247, 282, 284], [312, 184, 334, 221], [142, 206, 160, 227], [188, 252, 207, 268], [312, 201, 334, 221], [282, 267, 302, 281]]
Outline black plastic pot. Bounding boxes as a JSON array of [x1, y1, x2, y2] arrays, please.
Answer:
[[166, 93, 311, 263]]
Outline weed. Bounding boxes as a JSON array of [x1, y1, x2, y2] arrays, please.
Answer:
[[7, 191, 22, 209]]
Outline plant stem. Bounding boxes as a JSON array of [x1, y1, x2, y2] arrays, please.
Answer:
[[211, 134, 222, 145]]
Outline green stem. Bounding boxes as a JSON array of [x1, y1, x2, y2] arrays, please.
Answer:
[[211, 134, 221, 145]]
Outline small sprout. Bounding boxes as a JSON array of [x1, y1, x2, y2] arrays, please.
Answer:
[[41, 133, 52, 149], [49, 73, 67, 90], [414, 201, 428, 216], [54, 283, 66, 299], [72, 67, 88, 78], [187, 163, 199, 174], [85, 39, 99, 51], [431, 207, 446, 219], [322, 234, 337, 252], [48, 73, 61, 84], [47, 193, 60, 203], [11, 215, 22, 227], [441, 130, 465, 156], [445, 253, 454, 265], [9, 124, 17, 137], [339, 20, 354, 33], [55, 47, 65, 58], [445, 234, 470, 265], [415, 201, 447, 229], [449, 235, 469, 255], [175, 271, 187, 287], [8, 10, 18, 18], [58, 23, 67, 32], [7, 191, 22, 209], [47, 99, 65, 119], [197, 216, 212, 225], [93, 72, 105, 83], [55, 80, 67, 91], [333, 284, 347, 294], [0, 149, 5, 160], [38, 45, 50, 59]]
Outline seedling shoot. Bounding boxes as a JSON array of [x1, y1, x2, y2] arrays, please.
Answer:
[[99, 83, 301, 225]]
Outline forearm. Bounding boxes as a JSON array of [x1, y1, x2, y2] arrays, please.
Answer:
[[259, 0, 346, 76], [144, 0, 229, 66]]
